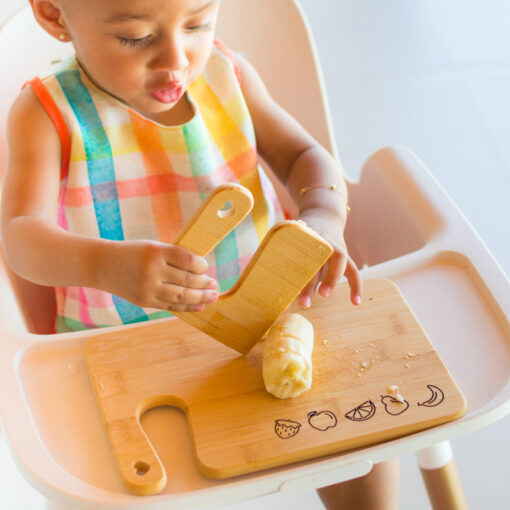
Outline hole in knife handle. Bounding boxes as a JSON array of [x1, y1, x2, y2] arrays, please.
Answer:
[[217, 200, 234, 218], [134, 461, 151, 476]]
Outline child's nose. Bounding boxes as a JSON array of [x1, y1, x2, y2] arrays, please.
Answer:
[[150, 34, 189, 73]]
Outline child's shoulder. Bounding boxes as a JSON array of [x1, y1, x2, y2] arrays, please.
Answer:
[[10, 55, 78, 145], [9, 83, 47, 125], [8, 79, 62, 151], [10, 57, 70, 127]]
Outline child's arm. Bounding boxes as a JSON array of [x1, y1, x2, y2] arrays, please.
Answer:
[[236, 56, 362, 307], [1, 88, 217, 312]]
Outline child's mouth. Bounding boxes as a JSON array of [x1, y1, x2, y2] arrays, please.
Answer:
[[151, 85, 183, 104]]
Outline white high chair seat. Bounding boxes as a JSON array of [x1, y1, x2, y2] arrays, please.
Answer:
[[0, 2, 509, 509]]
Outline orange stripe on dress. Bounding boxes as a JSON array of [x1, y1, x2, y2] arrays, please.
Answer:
[[129, 113, 186, 243], [24, 78, 71, 181], [65, 173, 200, 207], [24, 77, 71, 232]]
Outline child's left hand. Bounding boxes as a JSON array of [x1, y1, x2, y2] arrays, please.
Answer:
[[234, 54, 361, 307], [298, 208, 362, 308]]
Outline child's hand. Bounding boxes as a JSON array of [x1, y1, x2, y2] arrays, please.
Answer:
[[298, 209, 362, 308], [98, 240, 218, 312]]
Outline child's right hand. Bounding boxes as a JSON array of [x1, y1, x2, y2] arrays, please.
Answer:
[[98, 240, 218, 312]]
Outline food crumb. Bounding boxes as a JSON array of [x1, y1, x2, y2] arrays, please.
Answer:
[[387, 384, 405, 403], [407, 352, 417, 358], [405, 363, 410, 368], [323, 339, 330, 347], [360, 361, 368, 369]]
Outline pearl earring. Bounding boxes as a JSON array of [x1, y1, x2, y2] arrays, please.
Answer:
[[59, 33, 66, 41]]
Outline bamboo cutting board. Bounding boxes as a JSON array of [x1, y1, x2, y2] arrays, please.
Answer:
[[85, 279, 466, 495]]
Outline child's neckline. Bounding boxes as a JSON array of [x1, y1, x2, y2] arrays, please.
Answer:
[[72, 56, 198, 129]]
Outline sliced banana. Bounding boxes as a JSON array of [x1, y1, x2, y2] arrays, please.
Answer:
[[262, 313, 314, 399]]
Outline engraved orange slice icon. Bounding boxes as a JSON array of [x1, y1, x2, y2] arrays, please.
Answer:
[[345, 400, 376, 421]]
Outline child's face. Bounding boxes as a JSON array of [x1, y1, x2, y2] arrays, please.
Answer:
[[57, 0, 220, 118]]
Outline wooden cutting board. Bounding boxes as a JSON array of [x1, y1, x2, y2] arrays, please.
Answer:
[[85, 278, 466, 495]]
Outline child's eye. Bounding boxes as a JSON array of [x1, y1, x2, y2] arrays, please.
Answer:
[[187, 22, 213, 33], [118, 35, 152, 48]]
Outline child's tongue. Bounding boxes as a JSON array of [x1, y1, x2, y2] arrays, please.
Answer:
[[151, 86, 183, 104]]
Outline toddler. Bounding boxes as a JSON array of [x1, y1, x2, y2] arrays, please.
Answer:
[[1, 0, 397, 508]]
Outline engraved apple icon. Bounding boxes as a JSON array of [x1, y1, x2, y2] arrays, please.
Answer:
[[307, 410, 338, 431]]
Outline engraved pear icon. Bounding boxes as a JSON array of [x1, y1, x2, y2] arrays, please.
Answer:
[[381, 395, 409, 415]]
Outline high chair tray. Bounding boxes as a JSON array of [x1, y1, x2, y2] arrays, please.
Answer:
[[1, 147, 509, 508], [5, 250, 507, 502]]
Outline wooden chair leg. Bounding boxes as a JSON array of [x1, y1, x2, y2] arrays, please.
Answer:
[[416, 441, 469, 510]]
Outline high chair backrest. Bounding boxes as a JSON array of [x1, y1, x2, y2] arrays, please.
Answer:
[[0, 1, 339, 334]]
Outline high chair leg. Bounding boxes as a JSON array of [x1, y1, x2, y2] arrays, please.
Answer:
[[416, 441, 469, 510]]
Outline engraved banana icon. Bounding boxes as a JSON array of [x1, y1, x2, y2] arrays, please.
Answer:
[[417, 384, 444, 407]]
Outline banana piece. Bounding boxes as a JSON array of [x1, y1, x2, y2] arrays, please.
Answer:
[[262, 313, 314, 399]]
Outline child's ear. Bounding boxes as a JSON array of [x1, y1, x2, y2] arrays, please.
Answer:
[[29, 0, 71, 42]]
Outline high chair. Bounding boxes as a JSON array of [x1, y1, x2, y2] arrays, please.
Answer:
[[0, 2, 509, 509]]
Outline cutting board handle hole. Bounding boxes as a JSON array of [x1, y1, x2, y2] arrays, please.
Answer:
[[134, 461, 150, 476], [217, 200, 234, 218]]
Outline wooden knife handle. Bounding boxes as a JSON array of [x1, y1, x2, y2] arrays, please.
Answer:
[[173, 184, 254, 256]]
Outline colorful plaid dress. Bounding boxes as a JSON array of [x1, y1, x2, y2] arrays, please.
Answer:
[[27, 41, 284, 332]]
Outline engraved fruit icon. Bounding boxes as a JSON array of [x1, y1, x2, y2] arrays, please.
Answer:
[[345, 400, 376, 421], [418, 384, 444, 407], [274, 419, 301, 439], [381, 395, 409, 415], [307, 410, 338, 431]]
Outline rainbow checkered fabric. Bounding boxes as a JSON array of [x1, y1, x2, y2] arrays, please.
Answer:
[[31, 42, 283, 332]]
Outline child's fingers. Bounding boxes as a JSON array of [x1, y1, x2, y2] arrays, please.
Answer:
[[318, 252, 347, 297], [345, 258, 363, 305], [164, 245, 209, 274], [162, 264, 217, 290], [156, 283, 218, 308], [317, 251, 362, 306], [299, 273, 320, 308]]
